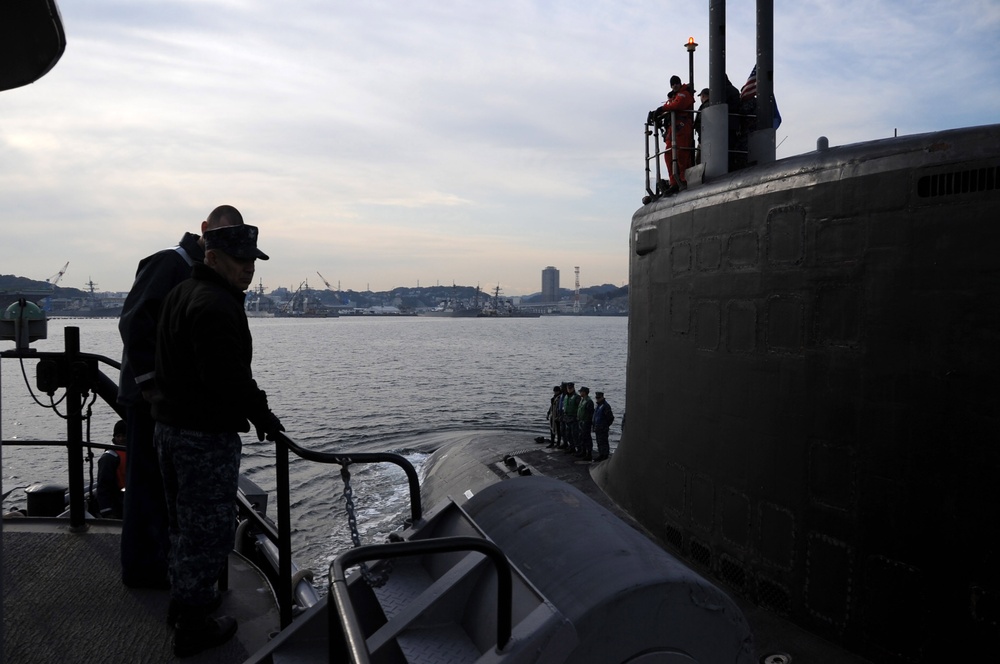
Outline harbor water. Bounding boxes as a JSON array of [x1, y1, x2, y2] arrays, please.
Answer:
[[1, 315, 626, 585]]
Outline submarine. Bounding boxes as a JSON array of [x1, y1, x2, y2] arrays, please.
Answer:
[[422, 1, 1000, 662], [3, 0, 997, 662]]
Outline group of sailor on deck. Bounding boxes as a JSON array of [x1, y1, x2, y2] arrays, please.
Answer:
[[543, 382, 614, 462]]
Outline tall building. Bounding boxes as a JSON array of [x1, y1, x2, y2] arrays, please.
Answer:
[[541, 266, 559, 303]]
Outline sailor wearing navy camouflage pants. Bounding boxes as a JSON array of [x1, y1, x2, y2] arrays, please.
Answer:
[[118, 205, 247, 588], [156, 426, 241, 601], [152, 222, 283, 658], [118, 229, 205, 588]]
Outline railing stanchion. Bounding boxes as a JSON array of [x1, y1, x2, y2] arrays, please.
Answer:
[[653, 123, 663, 190], [670, 110, 679, 186], [276, 437, 293, 628], [65, 327, 87, 531]]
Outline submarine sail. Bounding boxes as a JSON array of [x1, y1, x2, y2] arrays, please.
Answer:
[[594, 2, 1000, 660]]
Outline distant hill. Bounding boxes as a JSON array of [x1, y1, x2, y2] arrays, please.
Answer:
[[1, 274, 90, 305], [520, 283, 626, 303]]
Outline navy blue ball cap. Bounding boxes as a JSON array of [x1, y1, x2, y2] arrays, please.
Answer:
[[204, 224, 269, 260]]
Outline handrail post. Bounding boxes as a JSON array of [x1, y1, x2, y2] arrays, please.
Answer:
[[275, 438, 293, 628], [670, 110, 679, 185], [653, 124, 662, 191], [65, 327, 86, 531], [644, 122, 654, 198], [656, 129, 662, 188]]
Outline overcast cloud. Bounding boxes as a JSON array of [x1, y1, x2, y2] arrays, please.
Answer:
[[2, 0, 998, 294]]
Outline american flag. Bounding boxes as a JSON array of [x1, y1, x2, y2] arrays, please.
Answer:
[[741, 65, 781, 129], [740, 65, 757, 100]]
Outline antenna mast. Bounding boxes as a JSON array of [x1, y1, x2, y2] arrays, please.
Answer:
[[574, 266, 581, 313]]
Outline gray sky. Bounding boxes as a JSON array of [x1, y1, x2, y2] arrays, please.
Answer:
[[2, 0, 998, 295]]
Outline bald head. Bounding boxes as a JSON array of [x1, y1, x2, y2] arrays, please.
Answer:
[[205, 204, 244, 231]]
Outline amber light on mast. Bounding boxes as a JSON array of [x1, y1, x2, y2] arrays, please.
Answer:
[[685, 36, 698, 91]]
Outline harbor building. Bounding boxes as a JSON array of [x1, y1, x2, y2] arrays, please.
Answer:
[[541, 266, 559, 303]]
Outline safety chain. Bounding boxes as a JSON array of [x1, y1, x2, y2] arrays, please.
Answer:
[[340, 460, 392, 588], [84, 398, 96, 506]]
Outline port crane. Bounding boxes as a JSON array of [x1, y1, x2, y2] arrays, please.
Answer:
[[36, 262, 69, 310], [316, 272, 334, 291], [46, 262, 69, 289]]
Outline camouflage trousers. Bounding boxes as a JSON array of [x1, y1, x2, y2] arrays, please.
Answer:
[[154, 423, 242, 607]]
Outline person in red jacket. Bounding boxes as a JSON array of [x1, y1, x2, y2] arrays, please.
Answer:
[[649, 75, 695, 195]]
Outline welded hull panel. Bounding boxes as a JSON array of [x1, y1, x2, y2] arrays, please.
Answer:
[[596, 124, 1000, 662]]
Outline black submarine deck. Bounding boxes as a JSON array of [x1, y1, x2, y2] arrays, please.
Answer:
[[1, 519, 280, 664]]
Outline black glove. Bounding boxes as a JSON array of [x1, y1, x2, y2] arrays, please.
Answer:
[[647, 109, 657, 125], [255, 411, 284, 442]]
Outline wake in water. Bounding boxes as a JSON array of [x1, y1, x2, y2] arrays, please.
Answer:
[[239, 428, 526, 592]]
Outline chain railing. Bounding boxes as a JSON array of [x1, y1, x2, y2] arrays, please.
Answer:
[[269, 430, 422, 628]]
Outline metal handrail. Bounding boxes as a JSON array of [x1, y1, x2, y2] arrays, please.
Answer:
[[0, 440, 123, 451], [329, 536, 514, 664], [275, 433, 422, 523], [268, 430, 423, 628], [644, 110, 697, 200], [643, 107, 756, 201], [2, 328, 124, 529]]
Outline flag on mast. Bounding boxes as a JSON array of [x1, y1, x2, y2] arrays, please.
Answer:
[[741, 65, 781, 129]]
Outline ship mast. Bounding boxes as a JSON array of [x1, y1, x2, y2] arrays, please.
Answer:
[[704, 0, 775, 178]]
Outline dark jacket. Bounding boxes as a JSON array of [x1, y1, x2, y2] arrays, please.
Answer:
[[593, 401, 614, 430], [151, 262, 271, 433], [118, 233, 204, 405]]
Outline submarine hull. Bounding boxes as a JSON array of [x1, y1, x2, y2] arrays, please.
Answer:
[[595, 124, 1000, 661]]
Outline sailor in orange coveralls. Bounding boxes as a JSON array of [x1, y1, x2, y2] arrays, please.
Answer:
[[649, 75, 695, 195]]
